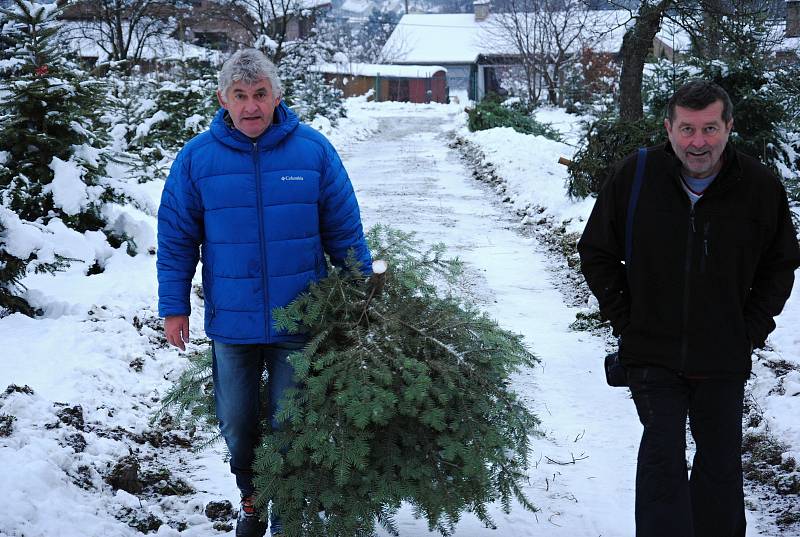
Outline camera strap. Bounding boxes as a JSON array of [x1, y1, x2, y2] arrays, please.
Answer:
[[625, 148, 648, 267]]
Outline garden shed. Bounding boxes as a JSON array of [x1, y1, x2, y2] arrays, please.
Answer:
[[308, 63, 449, 104]]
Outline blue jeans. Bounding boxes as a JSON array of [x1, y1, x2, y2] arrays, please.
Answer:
[[627, 365, 746, 537], [212, 340, 302, 535]]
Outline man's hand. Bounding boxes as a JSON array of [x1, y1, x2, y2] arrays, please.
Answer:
[[164, 315, 190, 351]]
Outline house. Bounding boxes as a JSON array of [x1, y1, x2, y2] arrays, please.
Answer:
[[56, 0, 331, 64], [380, 1, 630, 102], [309, 62, 448, 103]]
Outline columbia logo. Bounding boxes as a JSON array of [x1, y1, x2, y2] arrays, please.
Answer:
[[281, 175, 304, 181]]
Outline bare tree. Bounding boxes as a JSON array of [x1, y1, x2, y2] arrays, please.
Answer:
[[204, 0, 319, 63], [536, 0, 593, 106], [488, 0, 601, 105], [58, 0, 183, 71], [486, 0, 545, 103]]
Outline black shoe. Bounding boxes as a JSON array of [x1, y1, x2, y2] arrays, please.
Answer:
[[236, 495, 267, 537]]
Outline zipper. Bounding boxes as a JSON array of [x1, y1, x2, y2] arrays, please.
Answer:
[[679, 205, 696, 374], [253, 142, 271, 341], [204, 255, 216, 322], [700, 222, 710, 273]]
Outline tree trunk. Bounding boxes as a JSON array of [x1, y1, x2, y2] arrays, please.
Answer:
[[618, 0, 672, 122]]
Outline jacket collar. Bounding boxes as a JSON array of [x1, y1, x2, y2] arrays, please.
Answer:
[[209, 101, 299, 152]]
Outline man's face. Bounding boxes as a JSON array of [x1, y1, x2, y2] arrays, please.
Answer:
[[217, 78, 281, 138], [664, 100, 733, 179]]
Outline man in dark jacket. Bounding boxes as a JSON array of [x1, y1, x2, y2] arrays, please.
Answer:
[[578, 80, 800, 536], [156, 49, 372, 537]]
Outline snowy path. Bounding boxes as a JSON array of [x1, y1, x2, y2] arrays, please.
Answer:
[[342, 105, 642, 536]]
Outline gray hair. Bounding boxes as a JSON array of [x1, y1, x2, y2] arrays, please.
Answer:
[[218, 49, 283, 99]]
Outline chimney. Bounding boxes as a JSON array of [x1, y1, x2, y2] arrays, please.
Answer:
[[474, 0, 490, 22]]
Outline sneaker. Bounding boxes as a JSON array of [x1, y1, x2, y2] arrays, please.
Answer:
[[236, 495, 267, 537]]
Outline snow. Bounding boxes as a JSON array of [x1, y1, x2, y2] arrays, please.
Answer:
[[184, 114, 206, 133], [0, 207, 49, 260], [48, 156, 89, 215], [135, 110, 170, 141], [339, 0, 406, 18], [1, 98, 798, 536], [340, 0, 370, 13], [463, 125, 595, 232], [654, 19, 692, 54], [310, 62, 447, 78]]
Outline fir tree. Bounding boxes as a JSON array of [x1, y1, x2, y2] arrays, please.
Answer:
[[163, 226, 540, 536], [568, 8, 800, 201], [278, 28, 345, 123], [0, 218, 34, 316], [128, 59, 219, 175], [0, 0, 124, 314], [0, 0, 113, 230], [356, 10, 400, 63]]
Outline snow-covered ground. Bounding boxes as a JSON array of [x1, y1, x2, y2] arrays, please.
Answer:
[[1, 98, 798, 536]]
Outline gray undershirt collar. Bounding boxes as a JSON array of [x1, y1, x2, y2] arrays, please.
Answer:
[[681, 172, 717, 208]]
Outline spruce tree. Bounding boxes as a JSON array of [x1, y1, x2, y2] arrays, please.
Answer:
[[128, 59, 219, 175], [0, 217, 34, 316], [0, 0, 118, 314], [278, 29, 345, 124], [356, 10, 400, 63], [163, 226, 540, 537], [0, 0, 112, 230]]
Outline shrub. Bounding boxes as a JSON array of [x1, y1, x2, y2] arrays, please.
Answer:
[[566, 115, 664, 199], [467, 96, 562, 141]]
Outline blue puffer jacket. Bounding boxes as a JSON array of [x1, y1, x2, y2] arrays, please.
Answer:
[[157, 103, 372, 344]]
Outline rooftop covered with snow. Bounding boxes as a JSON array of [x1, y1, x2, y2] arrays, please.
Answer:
[[382, 10, 632, 65]]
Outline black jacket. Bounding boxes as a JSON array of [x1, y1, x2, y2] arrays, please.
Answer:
[[578, 143, 800, 377]]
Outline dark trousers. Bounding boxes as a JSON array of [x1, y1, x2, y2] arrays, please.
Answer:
[[627, 366, 746, 537], [211, 340, 302, 535], [211, 340, 301, 494]]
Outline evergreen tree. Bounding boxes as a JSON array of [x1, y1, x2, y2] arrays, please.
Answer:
[[128, 59, 220, 175], [568, 8, 800, 201], [0, 0, 113, 229], [356, 10, 400, 63], [163, 226, 540, 537], [675, 2, 787, 172], [0, 7, 13, 66], [0, 0, 123, 314], [0, 217, 34, 316], [102, 67, 159, 184], [278, 28, 345, 123]]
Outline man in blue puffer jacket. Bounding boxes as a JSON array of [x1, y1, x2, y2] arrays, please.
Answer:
[[157, 49, 372, 537]]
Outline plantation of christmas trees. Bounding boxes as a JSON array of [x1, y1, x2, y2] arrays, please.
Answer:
[[162, 225, 540, 536]]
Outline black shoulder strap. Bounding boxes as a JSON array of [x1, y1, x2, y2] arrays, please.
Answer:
[[625, 148, 647, 267]]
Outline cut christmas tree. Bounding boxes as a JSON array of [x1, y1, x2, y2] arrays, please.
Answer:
[[162, 225, 540, 536]]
